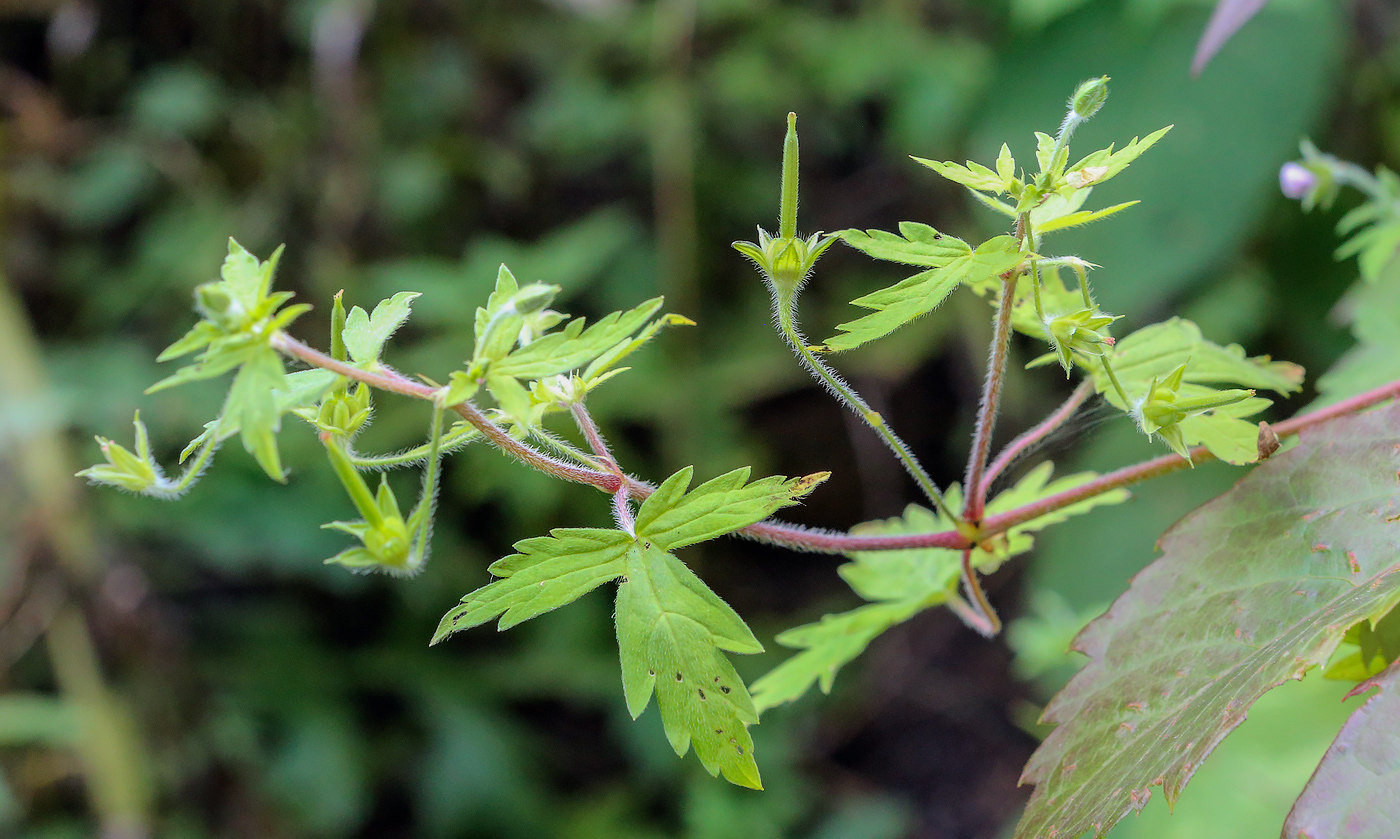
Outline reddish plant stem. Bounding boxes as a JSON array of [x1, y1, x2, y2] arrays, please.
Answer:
[[272, 334, 619, 492], [962, 270, 1021, 525], [570, 402, 636, 534], [983, 380, 1094, 491], [274, 331, 1400, 556], [979, 375, 1400, 537], [959, 548, 1000, 638], [569, 402, 617, 469]]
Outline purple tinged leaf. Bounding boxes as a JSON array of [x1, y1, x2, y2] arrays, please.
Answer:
[[1284, 660, 1400, 838], [1015, 402, 1400, 839]]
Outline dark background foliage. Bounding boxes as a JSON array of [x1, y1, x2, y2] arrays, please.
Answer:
[[0, 0, 1392, 837]]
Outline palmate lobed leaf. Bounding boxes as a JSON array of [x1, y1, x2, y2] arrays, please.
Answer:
[[825, 234, 1023, 352], [1067, 126, 1172, 187], [1283, 660, 1400, 839], [616, 543, 763, 788], [1084, 317, 1304, 463], [1015, 402, 1400, 839], [433, 464, 826, 787], [836, 223, 972, 268], [750, 600, 926, 713], [222, 347, 294, 481]]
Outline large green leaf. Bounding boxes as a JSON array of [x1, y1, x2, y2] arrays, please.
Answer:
[[431, 528, 631, 642], [1016, 402, 1400, 839], [1091, 317, 1303, 399], [825, 234, 1022, 351], [1283, 661, 1400, 839], [615, 543, 764, 788]]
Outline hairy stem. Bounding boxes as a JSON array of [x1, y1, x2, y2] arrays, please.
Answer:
[[771, 291, 958, 524], [348, 422, 481, 469], [983, 380, 1093, 490], [272, 333, 619, 492], [273, 330, 1400, 557], [962, 267, 1021, 525]]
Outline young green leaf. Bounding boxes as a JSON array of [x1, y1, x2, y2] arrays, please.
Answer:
[[633, 465, 828, 552], [1325, 604, 1400, 680], [1033, 200, 1138, 235], [222, 347, 292, 481], [615, 543, 763, 788], [911, 156, 1006, 194], [1065, 126, 1172, 188], [1283, 660, 1400, 839], [1016, 402, 1400, 839], [431, 529, 632, 643], [491, 297, 665, 380], [826, 234, 1023, 352], [837, 224, 973, 268], [341, 291, 421, 366]]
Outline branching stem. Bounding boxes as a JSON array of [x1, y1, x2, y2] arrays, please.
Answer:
[[983, 380, 1093, 490], [272, 333, 620, 492], [271, 331, 1400, 557]]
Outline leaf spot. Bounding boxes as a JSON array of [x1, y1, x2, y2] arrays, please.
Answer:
[[719, 685, 731, 694], [1119, 722, 1137, 733], [1347, 551, 1360, 572], [674, 672, 684, 682], [697, 688, 707, 701], [1312, 543, 1330, 553], [1125, 701, 1145, 712]]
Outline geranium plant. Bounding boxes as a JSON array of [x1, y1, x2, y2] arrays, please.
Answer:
[[80, 79, 1400, 836]]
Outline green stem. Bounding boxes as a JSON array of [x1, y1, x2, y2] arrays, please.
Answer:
[[324, 435, 385, 528], [1100, 354, 1133, 407], [772, 291, 957, 524], [407, 401, 445, 558], [348, 422, 481, 469], [146, 428, 220, 498]]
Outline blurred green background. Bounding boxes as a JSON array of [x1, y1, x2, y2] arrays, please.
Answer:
[[0, 0, 1389, 837]]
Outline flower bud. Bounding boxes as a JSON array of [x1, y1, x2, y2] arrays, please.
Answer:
[[1070, 76, 1109, 122], [509, 283, 558, 315], [1278, 161, 1317, 200]]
